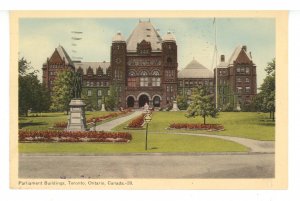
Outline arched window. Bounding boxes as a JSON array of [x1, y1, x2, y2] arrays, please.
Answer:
[[128, 70, 136, 76], [152, 70, 160, 76], [140, 71, 148, 76]]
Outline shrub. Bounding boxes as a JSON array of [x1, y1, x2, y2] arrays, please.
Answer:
[[127, 114, 145, 128]]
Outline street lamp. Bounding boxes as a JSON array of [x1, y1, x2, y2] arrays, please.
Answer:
[[144, 110, 152, 150]]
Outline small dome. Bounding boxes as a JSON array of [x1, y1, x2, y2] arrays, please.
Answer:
[[178, 58, 213, 79], [162, 31, 176, 42], [112, 31, 125, 42]]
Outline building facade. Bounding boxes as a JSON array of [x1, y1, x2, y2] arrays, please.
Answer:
[[178, 58, 214, 102], [42, 20, 257, 111], [215, 45, 257, 110]]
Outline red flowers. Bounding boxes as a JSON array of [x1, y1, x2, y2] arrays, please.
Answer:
[[169, 123, 224, 131], [127, 114, 145, 128], [19, 130, 132, 143]]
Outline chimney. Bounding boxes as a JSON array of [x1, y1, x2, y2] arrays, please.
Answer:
[[242, 45, 247, 52], [220, 55, 225, 62]]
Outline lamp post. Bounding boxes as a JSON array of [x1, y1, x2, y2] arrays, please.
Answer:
[[144, 110, 152, 150]]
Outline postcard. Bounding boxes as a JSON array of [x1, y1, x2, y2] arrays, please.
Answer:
[[10, 10, 288, 189]]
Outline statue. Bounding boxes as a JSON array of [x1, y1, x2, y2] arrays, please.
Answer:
[[73, 72, 82, 99]]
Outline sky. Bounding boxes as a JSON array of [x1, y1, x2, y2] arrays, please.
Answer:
[[19, 18, 275, 87]]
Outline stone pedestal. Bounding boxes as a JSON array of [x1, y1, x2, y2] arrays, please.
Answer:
[[66, 99, 87, 131], [101, 103, 106, 112], [170, 100, 180, 112]]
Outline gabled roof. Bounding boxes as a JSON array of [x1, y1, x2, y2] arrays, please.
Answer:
[[178, 59, 213, 79], [56, 45, 74, 66], [227, 45, 252, 65], [74, 61, 110, 75], [126, 21, 162, 52]]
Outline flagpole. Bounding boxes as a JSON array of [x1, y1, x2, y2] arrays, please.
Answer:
[[214, 18, 218, 109]]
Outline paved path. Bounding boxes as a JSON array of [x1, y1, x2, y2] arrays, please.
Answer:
[[151, 132, 275, 153], [95, 111, 143, 131], [19, 153, 274, 178]]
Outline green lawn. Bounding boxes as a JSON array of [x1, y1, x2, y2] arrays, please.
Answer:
[[18, 111, 274, 154], [113, 112, 275, 141], [19, 111, 112, 130], [19, 133, 248, 153]]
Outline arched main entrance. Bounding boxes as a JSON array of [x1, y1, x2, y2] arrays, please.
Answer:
[[139, 94, 149, 107], [153, 96, 161, 107], [127, 96, 135, 108]]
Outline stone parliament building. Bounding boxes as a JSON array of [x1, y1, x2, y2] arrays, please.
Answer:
[[42, 20, 257, 110]]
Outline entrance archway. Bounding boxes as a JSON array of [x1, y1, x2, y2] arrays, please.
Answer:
[[127, 96, 135, 108], [139, 94, 149, 107], [153, 96, 160, 107]]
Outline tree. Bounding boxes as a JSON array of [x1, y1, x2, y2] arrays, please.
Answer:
[[255, 58, 275, 120], [18, 57, 51, 116], [105, 83, 118, 111], [186, 86, 218, 124], [50, 70, 74, 114], [176, 95, 188, 110]]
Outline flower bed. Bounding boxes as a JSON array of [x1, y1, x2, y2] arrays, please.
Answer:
[[169, 123, 224, 131], [127, 114, 145, 128], [19, 130, 132, 143], [53, 109, 132, 129]]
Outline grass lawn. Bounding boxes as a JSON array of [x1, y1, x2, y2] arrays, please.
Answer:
[[19, 133, 248, 153], [19, 111, 112, 130], [113, 111, 275, 141]]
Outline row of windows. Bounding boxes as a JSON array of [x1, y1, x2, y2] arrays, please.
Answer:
[[86, 81, 109, 87], [237, 86, 251, 93], [128, 70, 160, 77], [236, 77, 250, 84], [50, 64, 63, 68], [128, 77, 161, 87], [87, 89, 110, 97], [166, 85, 175, 93], [49, 71, 57, 76], [236, 67, 250, 74], [179, 80, 213, 87]]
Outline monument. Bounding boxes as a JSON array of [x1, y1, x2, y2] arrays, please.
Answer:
[[170, 100, 180, 111], [66, 72, 87, 131]]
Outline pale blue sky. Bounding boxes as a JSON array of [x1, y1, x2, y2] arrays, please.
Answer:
[[19, 18, 275, 87]]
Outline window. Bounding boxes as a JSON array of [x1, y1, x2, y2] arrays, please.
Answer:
[[97, 90, 102, 96], [245, 87, 251, 93], [140, 71, 148, 76], [179, 81, 183, 87], [166, 70, 174, 78], [108, 90, 110, 96], [128, 77, 137, 87], [167, 86, 170, 92], [241, 67, 245, 73], [210, 80, 213, 86], [204, 80, 208, 85], [236, 67, 240, 73], [152, 70, 160, 76], [246, 67, 250, 74], [140, 77, 149, 87], [245, 77, 250, 83], [128, 70, 136, 76], [185, 81, 189, 86], [152, 77, 161, 86], [86, 81, 90, 87], [90, 82, 94, 87], [170, 86, 173, 92], [237, 77, 242, 83], [237, 87, 243, 94], [97, 82, 100, 86], [87, 90, 92, 96]]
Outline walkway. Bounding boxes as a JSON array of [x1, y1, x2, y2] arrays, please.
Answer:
[[151, 132, 275, 153], [95, 110, 143, 131]]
